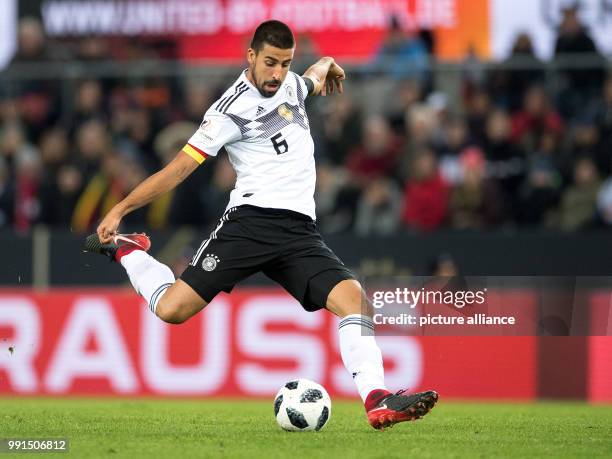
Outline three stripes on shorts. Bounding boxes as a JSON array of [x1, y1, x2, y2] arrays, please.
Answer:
[[190, 207, 238, 267]]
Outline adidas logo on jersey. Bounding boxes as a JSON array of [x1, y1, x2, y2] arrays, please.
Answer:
[[256, 106, 265, 116]]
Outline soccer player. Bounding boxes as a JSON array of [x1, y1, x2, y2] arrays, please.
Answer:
[[84, 20, 437, 429]]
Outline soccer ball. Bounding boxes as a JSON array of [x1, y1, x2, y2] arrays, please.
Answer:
[[273, 379, 331, 431]]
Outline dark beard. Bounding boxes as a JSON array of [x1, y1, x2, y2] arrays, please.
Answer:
[[252, 65, 280, 98], [258, 87, 276, 98]]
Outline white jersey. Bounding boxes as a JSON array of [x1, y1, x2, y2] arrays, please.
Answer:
[[183, 70, 316, 219]]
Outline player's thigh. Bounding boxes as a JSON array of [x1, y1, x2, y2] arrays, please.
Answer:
[[156, 279, 208, 324], [181, 207, 269, 304], [265, 243, 356, 313], [325, 278, 371, 318]]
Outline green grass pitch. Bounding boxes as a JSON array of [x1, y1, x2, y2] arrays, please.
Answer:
[[1, 398, 611, 458]]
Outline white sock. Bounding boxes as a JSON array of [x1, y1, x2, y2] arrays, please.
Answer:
[[338, 314, 387, 402], [120, 250, 175, 314]]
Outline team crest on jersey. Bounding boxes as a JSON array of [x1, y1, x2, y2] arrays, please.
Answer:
[[278, 104, 294, 122], [202, 254, 220, 271]]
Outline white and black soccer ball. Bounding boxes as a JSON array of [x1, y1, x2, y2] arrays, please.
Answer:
[[273, 379, 331, 432]]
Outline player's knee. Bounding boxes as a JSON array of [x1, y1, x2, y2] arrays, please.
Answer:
[[336, 300, 363, 317], [347, 282, 365, 306], [155, 300, 188, 324], [327, 279, 368, 317]]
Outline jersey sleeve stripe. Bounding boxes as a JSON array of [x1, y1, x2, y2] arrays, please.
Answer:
[[219, 84, 248, 113], [214, 96, 230, 111], [214, 82, 243, 111], [182, 143, 208, 164], [217, 82, 247, 113]]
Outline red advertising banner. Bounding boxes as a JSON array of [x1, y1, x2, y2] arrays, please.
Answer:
[[37, 0, 491, 62], [589, 292, 612, 402], [0, 288, 532, 399], [12, 0, 612, 69], [590, 337, 612, 403], [177, 0, 491, 62], [0, 288, 608, 401]]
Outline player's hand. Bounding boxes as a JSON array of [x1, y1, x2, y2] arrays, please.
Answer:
[[321, 61, 345, 96], [97, 209, 122, 244]]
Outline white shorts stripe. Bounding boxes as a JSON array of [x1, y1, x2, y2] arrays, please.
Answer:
[[190, 207, 237, 266]]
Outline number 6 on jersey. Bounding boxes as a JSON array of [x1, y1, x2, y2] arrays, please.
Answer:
[[271, 132, 289, 155]]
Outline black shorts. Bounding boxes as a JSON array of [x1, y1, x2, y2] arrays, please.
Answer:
[[181, 205, 355, 311]]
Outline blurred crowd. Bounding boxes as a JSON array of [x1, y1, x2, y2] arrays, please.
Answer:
[[1, 9, 611, 235]]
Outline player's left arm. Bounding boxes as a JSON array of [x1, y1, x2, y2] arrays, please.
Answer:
[[302, 57, 345, 97]]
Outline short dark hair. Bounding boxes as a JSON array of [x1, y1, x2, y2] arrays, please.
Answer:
[[250, 20, 294, 53]]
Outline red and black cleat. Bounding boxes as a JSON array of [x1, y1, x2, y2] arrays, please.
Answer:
[[83, 233, 151, 262], [366, 389, 439, 430]]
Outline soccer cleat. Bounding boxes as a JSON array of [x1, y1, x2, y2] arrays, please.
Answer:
[[83, 233, 151, 262], [366, 389, 438, 430]]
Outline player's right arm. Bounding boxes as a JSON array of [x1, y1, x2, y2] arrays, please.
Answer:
[[97, 106, 241, 243], [97, 150, 201, 243]]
